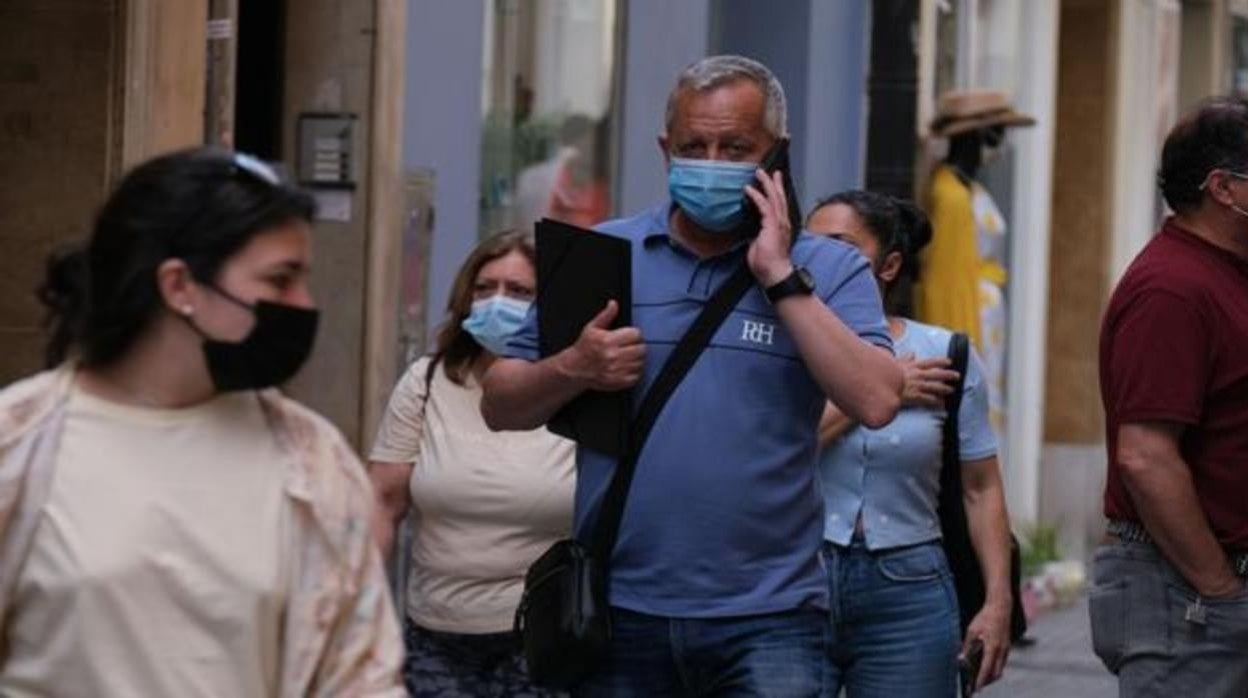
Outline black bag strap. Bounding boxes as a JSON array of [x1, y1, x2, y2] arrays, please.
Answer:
[[937, 332, 975, 630], [589, 261, 755, 562], [939, 332, 971, 497], [937, 333, 1029, 641]]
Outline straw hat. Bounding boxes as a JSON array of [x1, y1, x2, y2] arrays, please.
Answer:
[[929, 89, 1035, 137]]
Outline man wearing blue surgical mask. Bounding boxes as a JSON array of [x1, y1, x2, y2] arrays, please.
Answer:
[[483, 55, 904, 697]]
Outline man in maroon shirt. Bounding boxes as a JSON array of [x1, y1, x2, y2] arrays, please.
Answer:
[[1092, 96, 1248, 697]]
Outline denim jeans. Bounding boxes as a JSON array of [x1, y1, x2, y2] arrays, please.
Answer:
[[571, 606, 825, 697], [1088, 539, 1248, 697], [822, 540, 961, 698]]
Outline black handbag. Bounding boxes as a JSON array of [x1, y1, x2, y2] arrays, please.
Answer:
[[937, 332, 1028, 642], [515, 263, 756, 689]]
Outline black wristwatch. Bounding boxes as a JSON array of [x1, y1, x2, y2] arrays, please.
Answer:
[[764, 266, 816, 304]]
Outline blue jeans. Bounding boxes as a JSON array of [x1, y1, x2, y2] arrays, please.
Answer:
[[823, 540, 961, 698], [571, 607, 825, 697]]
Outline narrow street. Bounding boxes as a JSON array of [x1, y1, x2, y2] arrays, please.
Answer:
[[983, 598, 1117, 697]]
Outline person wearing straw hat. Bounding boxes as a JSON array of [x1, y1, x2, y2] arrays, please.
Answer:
[[916, 90, 1034, 439]]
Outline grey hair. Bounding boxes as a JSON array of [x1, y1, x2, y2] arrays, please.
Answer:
[[664, 55, 788, 138]]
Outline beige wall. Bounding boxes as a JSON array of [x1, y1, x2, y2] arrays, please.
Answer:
[[1043, 0, 1118, 445], [0, 0, 402, 448], [0, 0, 205, 386], [1179, 0, 1231, 112], [281, 0, 405, 447]]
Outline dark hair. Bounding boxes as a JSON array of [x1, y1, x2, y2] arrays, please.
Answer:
[[430, 229, 535, 385], [807, 190, 932, 287], [1159, 96, 1248, 213], [38, 147, 316, 368]]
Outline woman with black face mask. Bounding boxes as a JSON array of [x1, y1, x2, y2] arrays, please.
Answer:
[[0, 147, 404, 696]]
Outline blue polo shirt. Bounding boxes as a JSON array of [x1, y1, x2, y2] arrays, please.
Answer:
[[504, 202, 891, 618]]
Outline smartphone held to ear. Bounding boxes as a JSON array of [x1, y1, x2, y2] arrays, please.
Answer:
[[737, 138, 802, 241]]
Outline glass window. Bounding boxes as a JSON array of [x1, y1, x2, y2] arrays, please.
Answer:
[[479, 0, 622, 237]]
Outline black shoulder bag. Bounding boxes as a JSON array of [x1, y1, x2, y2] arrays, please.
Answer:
[[514, 263, 756, 689], [937, 332, 1028, 642]]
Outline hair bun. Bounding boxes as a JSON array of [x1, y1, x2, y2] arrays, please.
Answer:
[[893, 199, 933, 256], [37, 245, 89, 366], [38, 246, 88, 316]]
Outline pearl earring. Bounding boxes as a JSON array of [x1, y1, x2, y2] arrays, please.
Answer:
[[181, 305, 194, 316]]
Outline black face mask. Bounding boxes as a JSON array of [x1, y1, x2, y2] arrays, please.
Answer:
[[189, 286, 320, 392]]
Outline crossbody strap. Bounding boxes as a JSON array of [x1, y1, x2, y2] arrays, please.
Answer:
[[589, 262, 756, 562], [938, 332, 971, 510]]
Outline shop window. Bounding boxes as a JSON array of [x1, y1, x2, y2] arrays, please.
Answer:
[[479, 0, 623, 238]]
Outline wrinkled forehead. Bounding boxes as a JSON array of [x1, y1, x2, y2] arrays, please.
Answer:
[[666, 79, 769, 136]]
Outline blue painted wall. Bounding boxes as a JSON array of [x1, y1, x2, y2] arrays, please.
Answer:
[[403, 0, 486, 342], [617, 0, 713, 213], [710, 0, 870, 213]]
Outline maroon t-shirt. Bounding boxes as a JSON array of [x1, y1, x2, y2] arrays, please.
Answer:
[[1100, 218, 1248, 550]]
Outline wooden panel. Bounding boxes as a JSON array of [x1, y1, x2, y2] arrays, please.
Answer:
[[118, 0, 208, 167], [0, 0, 121, 384], [0, 0, 208, 387]]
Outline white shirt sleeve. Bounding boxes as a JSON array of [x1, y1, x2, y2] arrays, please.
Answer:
[[369, 357, 432, 464]]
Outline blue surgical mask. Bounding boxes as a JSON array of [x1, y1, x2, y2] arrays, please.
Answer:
[[667, 157, 758, 233], [461, 295, 532, 356]]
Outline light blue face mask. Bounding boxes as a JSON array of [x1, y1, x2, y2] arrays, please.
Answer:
[[462, 295, 532, 356], [667, 157, 758, 233]]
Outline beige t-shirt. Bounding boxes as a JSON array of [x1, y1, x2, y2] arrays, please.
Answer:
[[0, 386, 290, 698], [371, 357, 575, 634]]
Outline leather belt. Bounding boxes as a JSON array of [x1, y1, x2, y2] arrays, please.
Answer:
[[1108, 519, 1248, 577]]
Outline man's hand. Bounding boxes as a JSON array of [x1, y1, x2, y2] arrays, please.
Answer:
[[962, 599, 1011, 692], [555, 300, 646, 391], [1117, 422, 1242, 598], [745, 168, 795, 288], [1196, 573, 1245, 599], [899, 353, 960, 408]]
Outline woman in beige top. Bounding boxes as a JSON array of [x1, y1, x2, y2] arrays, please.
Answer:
[[0, 148, 404, 697], [370, 230, 575, 697]]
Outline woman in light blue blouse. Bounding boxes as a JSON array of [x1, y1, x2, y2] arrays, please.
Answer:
[[807, 191, 1013, 697]]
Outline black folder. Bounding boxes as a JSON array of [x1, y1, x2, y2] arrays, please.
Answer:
[[535, 218, 632, 456]]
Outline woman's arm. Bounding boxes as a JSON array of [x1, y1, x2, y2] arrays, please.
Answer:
[[818, 353, 961, 449], [368, 461, 413, 559], [366, 359, 431, 557], [817, 402, 856, 449], [960, 455, 1012, 691]]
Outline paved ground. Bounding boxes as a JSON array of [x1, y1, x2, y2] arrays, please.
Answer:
[[981, 597, 1118, 697]]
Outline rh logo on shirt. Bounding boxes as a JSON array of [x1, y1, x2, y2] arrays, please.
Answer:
[[741, 320, 776, 346]]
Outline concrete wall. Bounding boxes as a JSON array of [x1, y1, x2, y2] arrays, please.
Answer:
[[1001, 0, 1060, 525], [281, 0, 378, 443]]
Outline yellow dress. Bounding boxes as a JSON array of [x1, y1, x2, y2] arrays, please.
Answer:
[[915, 164, 1009, 437]]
